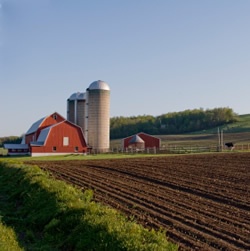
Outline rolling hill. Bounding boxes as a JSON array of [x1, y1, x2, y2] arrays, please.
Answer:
[[110, 114, 250, 148]]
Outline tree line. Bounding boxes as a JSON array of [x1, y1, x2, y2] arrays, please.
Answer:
[[110, 107, 237, 139], [0, 136, 22, 148]]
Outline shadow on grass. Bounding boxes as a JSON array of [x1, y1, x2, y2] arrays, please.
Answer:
[[0, 162, 126, 251]]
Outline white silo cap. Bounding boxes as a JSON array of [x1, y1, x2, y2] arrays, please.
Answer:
[[68, 92, 86, 100], [88, 80, 110, 91]]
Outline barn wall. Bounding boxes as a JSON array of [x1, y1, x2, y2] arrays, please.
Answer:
[[31, 121, 87, 154], [39, 112, 65, 132], [31, 145, 87, 154], [31, 152, 85, 157], [25, 133, 36, 144], [7, 149, 29, 156], [138, 133, 160, 148]]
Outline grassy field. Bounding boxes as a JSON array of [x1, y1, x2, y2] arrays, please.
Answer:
[[0, 152, 170, 162], [158, 131, 250, 146]]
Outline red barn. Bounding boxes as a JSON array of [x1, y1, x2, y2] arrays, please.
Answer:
[[4, 112, 88, 156], [122, 132, 160, 150]]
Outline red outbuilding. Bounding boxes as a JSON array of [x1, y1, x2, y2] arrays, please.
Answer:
[[122, 132, 161, 150], [4, 112, 88, 156]]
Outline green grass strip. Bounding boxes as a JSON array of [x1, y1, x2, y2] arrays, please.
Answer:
[[0, 160, 178, 251], [0, 223, 24, 251]]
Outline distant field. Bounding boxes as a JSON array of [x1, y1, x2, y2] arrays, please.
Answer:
[[111, 114, 250, 148], [110, 132, 250, 149], [159, 132, 250, 146]]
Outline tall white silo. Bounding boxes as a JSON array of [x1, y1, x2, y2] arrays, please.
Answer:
[[85, 80, 110, 152], [67, 92, 86, 133]]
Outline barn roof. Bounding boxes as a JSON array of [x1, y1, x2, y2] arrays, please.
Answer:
[[36, 126, 51, 144], [129, 134, 144, 144], [30, 125, 53, 146], [26, 117, 46, 135], [30, 142, 44, 146], [25, 112, 65, 136]]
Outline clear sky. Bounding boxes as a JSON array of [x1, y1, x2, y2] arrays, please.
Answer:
[[1, 0, 250, 137]]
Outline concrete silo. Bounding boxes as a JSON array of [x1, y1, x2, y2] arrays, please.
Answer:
[[85, 80, 110, 152], [67, 92, 86, 133]]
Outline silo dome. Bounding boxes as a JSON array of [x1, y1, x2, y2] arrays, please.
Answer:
[[88, 80, 110, 91], [68, 92, 86, 101]]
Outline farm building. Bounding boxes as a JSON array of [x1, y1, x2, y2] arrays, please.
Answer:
[[67, 80, 110, 153], [122, 132, 161, 151], [4, 112, 88, 156], [127, 134, 145, 150]]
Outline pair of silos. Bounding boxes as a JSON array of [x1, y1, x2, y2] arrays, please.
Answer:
[[67, 80, 110, 152]]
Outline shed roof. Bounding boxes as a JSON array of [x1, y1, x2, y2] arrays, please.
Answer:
[[4, 144, 29, 149], [129, 134, 144, 144]]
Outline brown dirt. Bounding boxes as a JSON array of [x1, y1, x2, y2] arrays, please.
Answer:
[[26, 152, 250, 251]]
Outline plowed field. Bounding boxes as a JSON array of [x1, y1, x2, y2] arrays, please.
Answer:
[[28, 152, 250, 251]]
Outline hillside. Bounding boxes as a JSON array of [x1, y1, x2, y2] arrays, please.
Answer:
[[110, 114, 250, 148], [192, 114, 250, 134], [162, 114, 250, 146]]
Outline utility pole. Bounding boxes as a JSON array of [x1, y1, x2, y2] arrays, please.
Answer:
[[221, 129, 223, 151], [218, 127, 220, 151], [218, 128, 223, 152]]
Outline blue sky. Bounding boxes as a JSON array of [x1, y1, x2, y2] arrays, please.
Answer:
[[1, 0, 250, 137]]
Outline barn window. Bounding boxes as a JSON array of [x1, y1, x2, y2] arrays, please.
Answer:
[[63, 137, 69, 146], [53, 114, 57, 120], [75, 146, 79, 152], [52, 146, 57, 152]]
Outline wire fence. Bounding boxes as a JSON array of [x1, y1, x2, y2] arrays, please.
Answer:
[[109, 143, 250, 155]]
